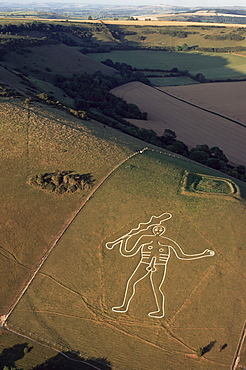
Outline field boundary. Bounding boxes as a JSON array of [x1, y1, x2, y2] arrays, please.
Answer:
[[155, 86, 246, 129], [231, 320, 246, 370]]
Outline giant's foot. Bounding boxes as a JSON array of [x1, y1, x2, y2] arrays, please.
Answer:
[[148, 310, 164, 318], [112, 305, 128, 313]]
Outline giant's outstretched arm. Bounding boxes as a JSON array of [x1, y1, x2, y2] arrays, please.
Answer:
[[163, 237, 215, 260]]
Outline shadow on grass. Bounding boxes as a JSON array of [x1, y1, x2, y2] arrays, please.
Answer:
[[202, 340, 217, 355], [0, 345, 111, 370], [219, 343, 228, 352], [32, 351, 112, 370], [0, 343, 33, 369]]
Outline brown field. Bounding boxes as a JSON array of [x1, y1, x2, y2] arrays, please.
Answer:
[[111, 81, 246, 166], [161, 81, 246, 125], [38, 19, 246, 28]]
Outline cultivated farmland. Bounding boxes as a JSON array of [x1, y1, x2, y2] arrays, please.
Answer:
[[111, 81, 246, 166], [161, 81, 246, 125]]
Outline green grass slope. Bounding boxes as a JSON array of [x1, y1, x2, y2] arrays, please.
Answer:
[[1, 98, 245, 369], [90, 50, 246, 80], [0, 98, 144, 315]]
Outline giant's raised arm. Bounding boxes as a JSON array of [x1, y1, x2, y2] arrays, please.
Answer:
[[106, 212, 172, 257], [164, 237, 215, 260], [106, 234, 145, 257]]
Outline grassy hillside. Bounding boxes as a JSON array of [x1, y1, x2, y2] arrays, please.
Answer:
[[0, 18, 246, 370], [0, 98, 245, 369], [0, 98, 145, 315]]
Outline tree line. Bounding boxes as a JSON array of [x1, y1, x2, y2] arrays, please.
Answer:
[[31, 60, 246, 183], [1, 21, 246, 55]]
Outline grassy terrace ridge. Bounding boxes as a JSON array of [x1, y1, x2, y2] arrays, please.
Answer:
[[0, 98, 246, 369]]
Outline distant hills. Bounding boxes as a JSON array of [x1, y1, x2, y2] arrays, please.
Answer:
[[0, 3, 246, 23]]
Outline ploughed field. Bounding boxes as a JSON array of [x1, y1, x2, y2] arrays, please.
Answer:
[[111, 81, 246, 166], [161, 81, 246, 125]]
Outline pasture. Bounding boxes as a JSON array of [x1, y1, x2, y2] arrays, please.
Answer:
[[90, 50, 246, 80], [111, 81, 246, 166], [7, 148, 246, 370], [147, 76, 198, 86], [0, 99, 245, 369], [1, 17, 246, 369], [0, 98, 143, 316]]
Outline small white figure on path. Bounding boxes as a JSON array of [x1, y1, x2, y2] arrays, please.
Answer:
[[106, 213, 215, 319]]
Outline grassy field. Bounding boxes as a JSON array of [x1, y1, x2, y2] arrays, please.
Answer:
[[147, 76, 199, 86], [7, 148, 246, 370], [0, 98, 145, 315], [90, 50, 246, 80], [107, 23, 246, 49], [0, 98, 245, 369]]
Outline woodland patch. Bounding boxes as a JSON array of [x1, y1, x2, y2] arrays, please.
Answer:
[[27, 170, 94, 195]]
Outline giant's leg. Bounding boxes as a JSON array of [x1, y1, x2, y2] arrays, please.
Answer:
[[148, 265, 167, 318], [112, 262, 149, 313]]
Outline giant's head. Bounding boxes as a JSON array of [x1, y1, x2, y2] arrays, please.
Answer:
[[152, 225, 165, 236]]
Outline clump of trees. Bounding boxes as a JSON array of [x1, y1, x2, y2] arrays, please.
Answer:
[[204, 33, 245, 41], [197, 45, 246, 53], [159, 29, 198, 38], [0, 21, 93, 46], [0, 83, 19, 97], [159, 134, 246, 182], [104, 125, 246, 183], [28, 170, 94, 194], [54, 61, 149, 122]]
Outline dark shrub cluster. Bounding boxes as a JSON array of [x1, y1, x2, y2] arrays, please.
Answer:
[[28, 170, 94, 194]]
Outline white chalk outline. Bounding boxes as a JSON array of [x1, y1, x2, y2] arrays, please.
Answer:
[[106, 212, 215, 318]]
